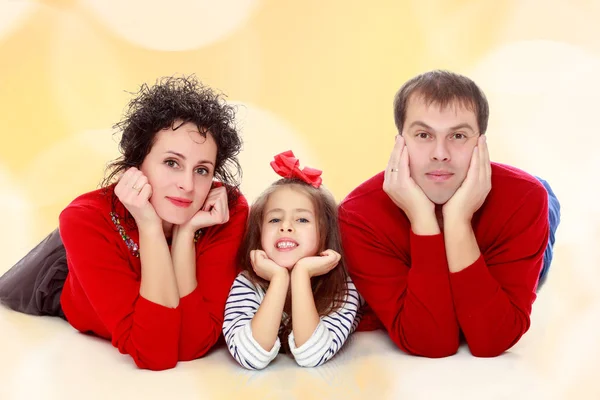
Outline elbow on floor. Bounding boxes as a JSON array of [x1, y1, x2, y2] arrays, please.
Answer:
[[136, 358, 178, 371], [418, 344, 459, 358], [395, 337, 459, 358], [468, 334, 523, 358], [240, 361, 267, 371], [469, 345, 508, 358]]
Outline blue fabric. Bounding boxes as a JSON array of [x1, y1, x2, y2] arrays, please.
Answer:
[[535, 177, 560, 288]]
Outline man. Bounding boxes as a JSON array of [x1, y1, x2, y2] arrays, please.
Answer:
[[339, 70, 560, 357]]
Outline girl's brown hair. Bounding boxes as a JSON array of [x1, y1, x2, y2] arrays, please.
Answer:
[[238, 178, 349, 353]]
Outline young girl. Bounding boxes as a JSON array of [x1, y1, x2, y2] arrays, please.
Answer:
[[0, 76, 248, 371], [222, 150, 363, 369]]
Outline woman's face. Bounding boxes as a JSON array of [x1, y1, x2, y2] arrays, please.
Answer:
[[140, 121, 217, 227]]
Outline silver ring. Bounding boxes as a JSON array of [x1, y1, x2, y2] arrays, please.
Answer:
[[390, 168, 399, 172]]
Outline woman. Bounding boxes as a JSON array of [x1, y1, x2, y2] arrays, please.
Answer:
[[0, 76, 248, 370]]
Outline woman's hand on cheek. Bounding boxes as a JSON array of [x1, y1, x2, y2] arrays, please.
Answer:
[[293, 249, 341, 278], [250, 250, 288, 282], [182, 186, 230, 232], [114, 167, 161, 229]]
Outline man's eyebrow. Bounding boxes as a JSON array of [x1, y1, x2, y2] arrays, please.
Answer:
[[448, 123, 475, 132], [408, 121, 434, 130], [407, 121, 476, 132]]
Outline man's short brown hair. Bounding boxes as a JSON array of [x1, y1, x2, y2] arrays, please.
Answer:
[[393, 70, 489, 135]]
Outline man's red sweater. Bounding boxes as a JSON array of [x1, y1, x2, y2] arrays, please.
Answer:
[[339, 162, 549, 358], [59, 185, 248, 370]]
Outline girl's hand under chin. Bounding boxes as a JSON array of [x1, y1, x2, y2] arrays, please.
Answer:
[[293, 249, 341, 278], [250, 250, 288, 281]]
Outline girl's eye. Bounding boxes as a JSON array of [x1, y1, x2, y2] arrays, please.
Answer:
[[297, 218, 309, 223], [268, 218, 280, 223]]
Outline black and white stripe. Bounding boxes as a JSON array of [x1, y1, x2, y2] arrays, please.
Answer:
[[222, 274, 280, 370], [223, 273, 363, 370], [288, 279, 362, 367]]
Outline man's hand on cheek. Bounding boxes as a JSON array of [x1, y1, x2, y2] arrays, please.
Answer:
[[443, 135, 491, 223], [384, 135, 439, 234]]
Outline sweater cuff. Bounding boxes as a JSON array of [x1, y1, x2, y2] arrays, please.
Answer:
[[237, 322, 280, 368], [409, 230, 449, 274], [289, 322, 329, 366], [133, 295, 181, 359], [449, 254, 500, 313]]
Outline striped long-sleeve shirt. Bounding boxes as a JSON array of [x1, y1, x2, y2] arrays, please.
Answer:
[[222, 272, 363, 369]]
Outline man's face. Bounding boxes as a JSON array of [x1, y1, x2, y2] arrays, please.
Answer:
[[402, 95, 480, 205]]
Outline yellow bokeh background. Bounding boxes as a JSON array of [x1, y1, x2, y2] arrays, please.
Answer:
[[1, 1, 600, 398]]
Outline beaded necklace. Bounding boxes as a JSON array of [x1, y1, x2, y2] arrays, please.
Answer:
[[110, 212, 202, 258]]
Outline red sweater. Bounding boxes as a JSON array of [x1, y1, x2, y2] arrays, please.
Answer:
[[339, 162, 549, 358], [59, 185, 248, 370]]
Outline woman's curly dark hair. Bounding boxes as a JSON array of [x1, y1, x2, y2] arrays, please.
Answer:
[[102, 75, 242, 206]]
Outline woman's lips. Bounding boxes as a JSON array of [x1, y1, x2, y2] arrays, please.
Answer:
[[166, 197, 193, 208]]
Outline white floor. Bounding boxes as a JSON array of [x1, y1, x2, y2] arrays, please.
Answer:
[[1, 258, 599, 400]]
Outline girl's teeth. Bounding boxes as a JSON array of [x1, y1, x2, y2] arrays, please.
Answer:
[[277, 242, 296, 248]]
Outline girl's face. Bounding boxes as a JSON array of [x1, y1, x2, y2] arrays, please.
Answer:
[[261, 186, 319, 269], [140, 121, 217, 230]]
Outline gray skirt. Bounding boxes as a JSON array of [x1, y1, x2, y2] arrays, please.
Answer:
[[0, 229, 67, 318]]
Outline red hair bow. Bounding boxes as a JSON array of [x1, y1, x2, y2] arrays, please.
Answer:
[[270, 150, 322, 188]]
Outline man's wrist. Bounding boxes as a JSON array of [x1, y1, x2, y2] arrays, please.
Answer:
[[442, 210, 472, 228], [409, 210, 440, 235]]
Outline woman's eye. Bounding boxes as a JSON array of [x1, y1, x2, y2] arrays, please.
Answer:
[[165, 159, 178, 168], [196, 167, 209, 175]]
